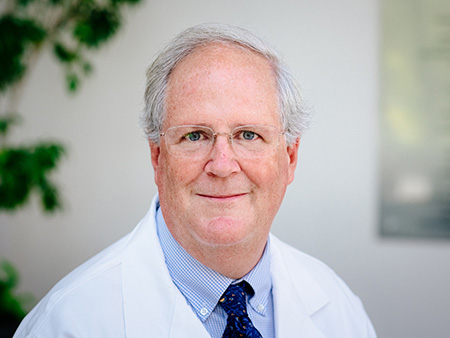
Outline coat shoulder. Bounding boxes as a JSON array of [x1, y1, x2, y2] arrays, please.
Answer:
[[270, 234, 354, 296], [13, 233, 134, 337], [269, 234, 377, 337]]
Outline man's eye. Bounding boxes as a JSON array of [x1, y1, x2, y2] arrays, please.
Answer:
[[184, 131, 203, 141], [240, 130, 258, 141]]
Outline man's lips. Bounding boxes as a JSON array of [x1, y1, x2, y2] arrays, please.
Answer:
[[197, 193, 247, 199]]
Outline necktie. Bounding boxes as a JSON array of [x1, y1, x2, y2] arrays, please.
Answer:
[[220, 282, 262, 338]]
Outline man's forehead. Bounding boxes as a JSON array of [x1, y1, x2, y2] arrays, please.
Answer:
[[161, 42, 280, 129], [167, 43, 275, 85]]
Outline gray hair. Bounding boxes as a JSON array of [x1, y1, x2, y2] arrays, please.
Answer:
[[141, 23, 308, 146]]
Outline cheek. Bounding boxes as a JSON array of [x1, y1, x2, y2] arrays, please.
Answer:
[[157, 156, 200, 193], [244, 157, 289, 197], [266, 158, 291, 199], [154, 153, 175, 193]]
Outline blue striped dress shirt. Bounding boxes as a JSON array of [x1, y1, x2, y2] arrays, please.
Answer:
[[156, 205, 275, 338]]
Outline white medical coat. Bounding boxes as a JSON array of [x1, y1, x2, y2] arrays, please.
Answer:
[[14, 196, 377, 337]]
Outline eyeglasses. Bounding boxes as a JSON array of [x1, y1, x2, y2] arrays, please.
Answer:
[[160, 124, 284, 159]]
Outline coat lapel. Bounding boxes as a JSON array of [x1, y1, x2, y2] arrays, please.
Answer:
[[270, 235, 329, 338], [169, 293, 212, 337], [121, 197, 210, 337]]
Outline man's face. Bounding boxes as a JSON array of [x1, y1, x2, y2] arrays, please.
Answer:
[[150, 43, 299, 258]]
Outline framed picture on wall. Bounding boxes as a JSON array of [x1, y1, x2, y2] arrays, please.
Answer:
[[380, 0, 450, 238]]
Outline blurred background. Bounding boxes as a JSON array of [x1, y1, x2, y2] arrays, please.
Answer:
[[1, 0, 450, 337]]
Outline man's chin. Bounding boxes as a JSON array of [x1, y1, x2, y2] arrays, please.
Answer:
[[194, 216, 252, 247]]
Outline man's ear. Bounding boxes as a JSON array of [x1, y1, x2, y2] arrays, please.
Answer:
[[149, 141, 161, 185], [287, 137, 300, 185]]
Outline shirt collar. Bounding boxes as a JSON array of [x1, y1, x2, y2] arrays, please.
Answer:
[[156, 205, 272, 321]]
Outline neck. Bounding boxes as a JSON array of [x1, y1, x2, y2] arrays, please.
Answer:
[[185, 240, 267, 279]]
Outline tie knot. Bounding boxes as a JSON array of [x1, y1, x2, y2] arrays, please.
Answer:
[[219, 282, 262, 338], [219, 282, 248, 317]]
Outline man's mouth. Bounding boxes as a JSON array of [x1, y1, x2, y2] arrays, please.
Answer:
[[197, 193, 247, 200]]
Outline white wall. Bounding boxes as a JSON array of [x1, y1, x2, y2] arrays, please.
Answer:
[[1, 0, 450, 337]]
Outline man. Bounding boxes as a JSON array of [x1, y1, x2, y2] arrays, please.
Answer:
[[15, 24, 376, 337]]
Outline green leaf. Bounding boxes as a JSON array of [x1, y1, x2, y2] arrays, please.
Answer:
[[0, 149, 33, 209], [33, 143, 65, 170], [66, 73, 79, 92], [0, 261, 28, 323], [53, 43, 79, 63], [0, 115, 19, 136], [0, 261, 18, 289], [38, 180, 61, 211], [73, 8, 120, 48], [0, 15, 46, 90], [0, 142, 65, 212]]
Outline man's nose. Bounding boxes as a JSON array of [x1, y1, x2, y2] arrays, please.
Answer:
[[204, 134, 241, 177]]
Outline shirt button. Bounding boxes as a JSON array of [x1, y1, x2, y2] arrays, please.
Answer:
[[257, 304, 265, 312], [200, 308, 208, 315]]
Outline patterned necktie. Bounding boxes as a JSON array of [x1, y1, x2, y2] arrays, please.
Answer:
[[220, 282, 262, 338]]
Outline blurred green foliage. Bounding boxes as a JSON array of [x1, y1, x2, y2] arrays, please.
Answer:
[[0, 0, 141, 213], [0, 261, 31, 326], [0, 139, 65, 212], [0, 15, 46, 91], [0, 0, 142, 330], [0, 0, 141, 93]]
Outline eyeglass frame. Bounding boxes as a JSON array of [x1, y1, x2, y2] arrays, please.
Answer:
[[159, 124, 285, 159]]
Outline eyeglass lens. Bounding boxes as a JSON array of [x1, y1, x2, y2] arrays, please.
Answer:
[[162, 125, 281, 158]]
